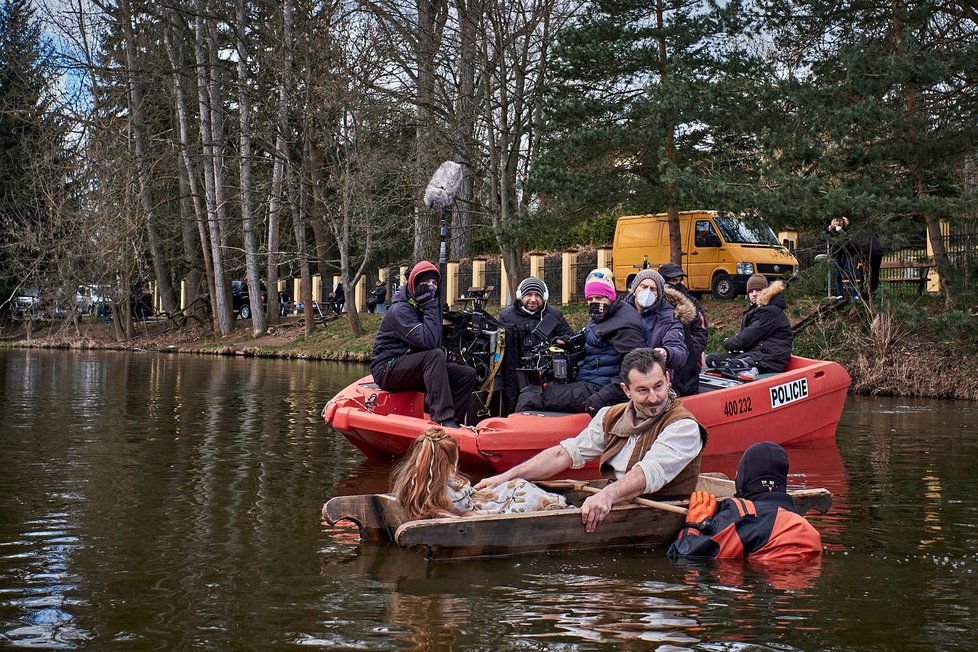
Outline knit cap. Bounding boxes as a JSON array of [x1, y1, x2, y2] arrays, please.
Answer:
[[584, 268, 616, 302], [629, 269, 665, 299], [735, 441, 789, 498], [517, 276, 548, 305], [746, 273, 769, 293], [658, 262, 685, 281]]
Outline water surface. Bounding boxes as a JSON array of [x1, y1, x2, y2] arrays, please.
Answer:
[[1, 349, 977, 649]]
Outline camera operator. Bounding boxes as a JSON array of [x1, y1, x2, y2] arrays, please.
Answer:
[[498, 277, 573, 413], [513, 268, 646, 414]]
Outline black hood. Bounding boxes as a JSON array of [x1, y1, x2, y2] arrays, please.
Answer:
[[735, 442, 789, 498]]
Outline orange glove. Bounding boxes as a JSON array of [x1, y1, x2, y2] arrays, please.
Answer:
[[685, 491, 717, 525]]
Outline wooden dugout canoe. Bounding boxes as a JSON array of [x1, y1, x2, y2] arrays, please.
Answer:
[[322, 475, 832, 561]]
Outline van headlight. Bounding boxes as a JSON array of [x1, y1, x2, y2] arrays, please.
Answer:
[[736, 262, 754, 275]]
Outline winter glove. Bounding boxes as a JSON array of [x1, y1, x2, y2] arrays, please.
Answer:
[[413, 284, 438, 309], [685, 491, 717, 525]]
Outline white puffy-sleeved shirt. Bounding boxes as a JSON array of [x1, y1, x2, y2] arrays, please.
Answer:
[[559, 405, 702, 494]]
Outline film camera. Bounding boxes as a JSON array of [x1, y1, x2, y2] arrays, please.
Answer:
[[516, 331, 586, 387]]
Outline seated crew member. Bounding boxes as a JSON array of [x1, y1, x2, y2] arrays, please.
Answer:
[[366, 279, 387, 313], [390, 427, 571, 520], [659, 262, 708, 396], [370, 262, 478, 429], [706, 274, 793, 375], [328, 282, 345, 315], [512, 268, 646, 414], [498, 276, 574, 413], [477, 348, 707, 533], [667, 441, 823, 562], [585, 269, 689, 411]]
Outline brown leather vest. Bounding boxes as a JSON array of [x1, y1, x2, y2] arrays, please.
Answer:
[[599, 400, 706, 499]]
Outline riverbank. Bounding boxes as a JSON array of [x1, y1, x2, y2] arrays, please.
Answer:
[[4, 293, 977, 400]]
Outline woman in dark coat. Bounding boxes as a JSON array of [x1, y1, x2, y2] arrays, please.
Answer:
[[706, 274, 793, 374]]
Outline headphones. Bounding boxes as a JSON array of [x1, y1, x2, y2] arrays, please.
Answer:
[[516, 281, 548, 302]]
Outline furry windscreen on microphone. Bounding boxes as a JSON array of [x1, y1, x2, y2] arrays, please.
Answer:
[[424, 161, 464, 210]]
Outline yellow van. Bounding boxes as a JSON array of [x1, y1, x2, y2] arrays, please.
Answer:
[[612, 210, 798, 299]]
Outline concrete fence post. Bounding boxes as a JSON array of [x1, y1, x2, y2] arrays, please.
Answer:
[[529, 252, 545, 280], [561, 249, 577, 305], [472, 258, 486, 289], [355, 276, 366, 312], [597, 247, 613, 272], [446, 262, 459, 308], [499, 259, 510, 308]]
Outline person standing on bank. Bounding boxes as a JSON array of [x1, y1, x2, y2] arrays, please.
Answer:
[[585, 268, 688, 410], [668, 441, 822, 562], [659, 263, 709, 396], [706, 274, 793, 375], [370, 262, 478, 429], [513, 268, 646, 414], [826, 216, 857, 299], [477, 348, 707, 533], [498, 276, 574, 413]]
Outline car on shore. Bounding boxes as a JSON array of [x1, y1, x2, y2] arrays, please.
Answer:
[[231, 280, 267, 319]]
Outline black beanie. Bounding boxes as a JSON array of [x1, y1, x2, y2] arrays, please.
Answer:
[[735, 442, 789, 498]]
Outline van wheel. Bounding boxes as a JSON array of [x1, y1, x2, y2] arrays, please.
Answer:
[[711, 275, 736, 300], [240, 304, 251, 320]]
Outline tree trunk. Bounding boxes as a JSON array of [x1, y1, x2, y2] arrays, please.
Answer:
[[654, 0, 681, 264], [164, 14, 214, 327], [236, 0, 267, 335], [193, 10, 232, 335], [266, 0, 295, 324], [118, 0, 178, 317]]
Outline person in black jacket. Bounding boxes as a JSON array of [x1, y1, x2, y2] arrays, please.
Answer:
[[366, 280, 387, 313], [370, 261, 478, 429], [498, 276, 574, 413], [328, 282, 345, 315], [706, 274, 793, 374], [514, 269, 646, 414], [659, 262, 708, 396]]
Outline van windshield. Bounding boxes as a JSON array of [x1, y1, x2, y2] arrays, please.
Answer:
[[714, 217, 780, 246]]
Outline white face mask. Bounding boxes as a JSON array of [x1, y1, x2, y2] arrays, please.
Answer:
[[636, 289, 657, 308]]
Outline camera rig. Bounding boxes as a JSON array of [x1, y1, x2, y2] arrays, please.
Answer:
[[516, 331, 586, 387]]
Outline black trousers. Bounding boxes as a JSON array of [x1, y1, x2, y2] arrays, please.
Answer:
[[373, 349, 478, 424], [514, 380, 601, 414]]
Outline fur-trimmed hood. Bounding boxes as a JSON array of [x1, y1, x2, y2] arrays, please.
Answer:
[[755, 280, 785, 307], [664, 287, 698, 325]]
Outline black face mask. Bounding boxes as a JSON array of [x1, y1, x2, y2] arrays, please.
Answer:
[[588, 301, 608, 321]]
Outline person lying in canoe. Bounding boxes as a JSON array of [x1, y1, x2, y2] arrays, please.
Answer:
[[513, 268, 647, 415], [667, 442, 822, 562], [477, 347, 707, 533], [390, 427, 571, 520]]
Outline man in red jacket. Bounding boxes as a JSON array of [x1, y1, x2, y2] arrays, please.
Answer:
[[668, 441, 822, 562]]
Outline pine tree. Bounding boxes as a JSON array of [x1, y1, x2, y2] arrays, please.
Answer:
[[531, 0, 762, 261], [760, 0, 978, 303], [0, 0, 52, 297]]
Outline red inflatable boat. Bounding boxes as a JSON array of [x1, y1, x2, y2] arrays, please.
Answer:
[[323, 355, 850, 472]]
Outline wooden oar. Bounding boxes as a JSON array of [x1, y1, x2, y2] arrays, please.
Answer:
[[539, 480, 688, 515]]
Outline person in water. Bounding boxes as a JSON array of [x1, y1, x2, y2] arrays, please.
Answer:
[[390, 427, 570, 520], [667, 441, 823, 562]]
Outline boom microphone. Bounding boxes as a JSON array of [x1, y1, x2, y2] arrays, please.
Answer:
[[424, 161, 464, 210]]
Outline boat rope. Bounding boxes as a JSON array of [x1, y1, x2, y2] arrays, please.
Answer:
[[477, 328, 506, 416]]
